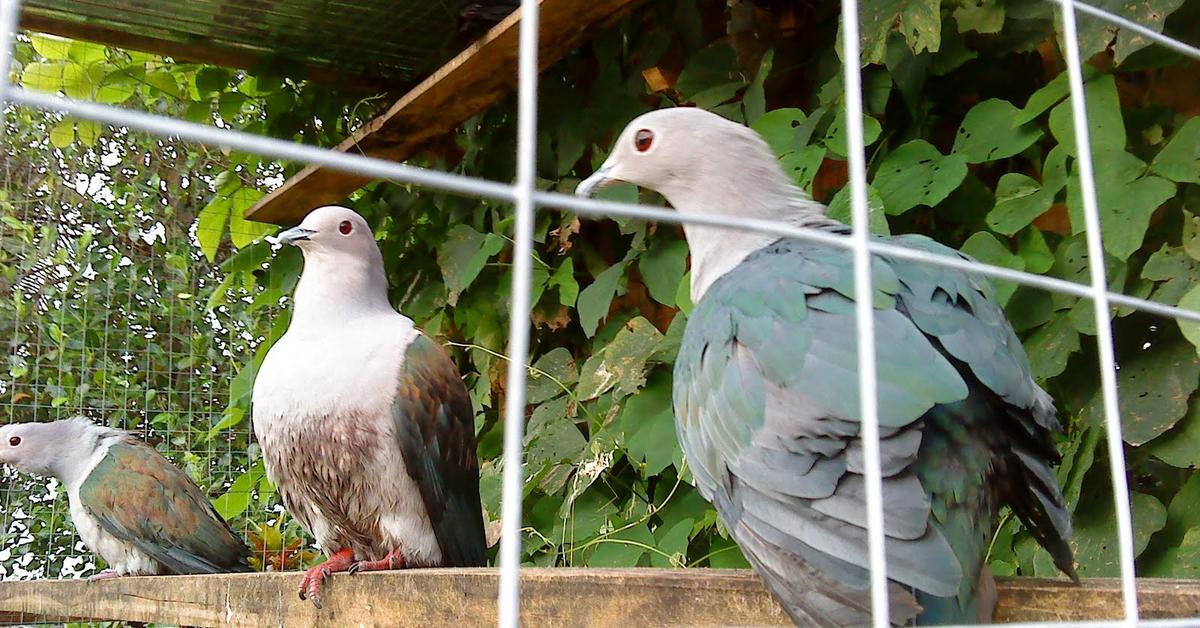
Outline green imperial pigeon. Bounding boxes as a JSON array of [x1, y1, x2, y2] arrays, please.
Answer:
[[253, 205, 486, 608], [0, 418, 251, 578], [576, 107, 1077, 626]]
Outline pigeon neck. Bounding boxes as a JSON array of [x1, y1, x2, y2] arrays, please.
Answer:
[[47, 420, 109, 489], [289, 255, 396, 327], [672, 183, 833, 302]]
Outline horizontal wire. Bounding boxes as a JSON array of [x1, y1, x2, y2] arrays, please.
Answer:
[[7, 91, 1200, 332]]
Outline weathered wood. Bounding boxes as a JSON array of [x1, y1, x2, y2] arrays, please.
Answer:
[[242, 0, 647, 225], [0, 569, 1198, 626]]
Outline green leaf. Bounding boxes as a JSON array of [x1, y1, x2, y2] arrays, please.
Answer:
[[1145, 395, 1200, 468], [953, 0, 1004, 33], [1150, 118, 1200, 184], [60, 62, 91, 99], [827, 184, 890, 234], [1048, 74, 1125, 157], [1092, 340, 1200, 445], [68, 41, 107, 66], [676, 272, 694, 316], [1179, 285, 1200, 357], [437, 225, 507, 306], [1071, 492, 1166, 577], [952, 99, 1042, 163], [743, 50, 773, 124], [639, 240, 689, 307], [589, 523, 655, 567], [75, 120, 100, 146], [526, 396, 587, 468], [751, 108, 807, 156], [1017, 227, 1054, 275], [548, 259, 579, 307], [1065, 151, 1176, 261], [676, 44, 742, 99], [196, 195, 230, 263], [821, 110, 882, 158], [1184, 210, 1200, 262], [619, 371, 680, 477], [144, 70, 180, 98], [850, 0, 942, 64], [1026, 316, 1080, 381], [779, 146, 827, 193], [23, 61, 64, 93], [49, 120, 75, 149], [987, 144, 1067, 236], [577, 317, 663, 400], [1146, 528, 1200, 578], [960, 232, 1024, 305], [211, 461, 265, 520], [527, 348, 579, 404], [578, 261, 626, 337], [1014, 68, 1096, 126], [225, 187, 272, 249], [1073, 0, 1186, 63], [30, 34, 73, 60], [872, 140, 967, 215], [650, 517, 693, 568], [195, 67, 232, 94]]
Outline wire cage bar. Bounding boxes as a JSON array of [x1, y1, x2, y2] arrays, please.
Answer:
[[0, 0, 1198, 625]]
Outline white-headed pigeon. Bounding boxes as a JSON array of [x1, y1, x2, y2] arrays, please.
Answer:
[[577, 107, 1077, 626], [253, 205, 486, 608], [0, 418, 251, 578]]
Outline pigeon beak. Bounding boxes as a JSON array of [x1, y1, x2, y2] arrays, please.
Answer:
[[575, 164, 619, 198], [274, 227, 316, 246]]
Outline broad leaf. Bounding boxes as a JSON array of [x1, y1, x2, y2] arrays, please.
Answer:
[[578, 317, 663, 400], [619, 372, 680, 477], [960, 232, 1024, 305], [639, 240, 689, 308], [1048, 75, 1125, 157], [578, 261, 626, 337], [1150, 117, 1200, 184], [872, 140, 967, 214], [953, 99, 1042, 163], [437, 225, 507, 306]]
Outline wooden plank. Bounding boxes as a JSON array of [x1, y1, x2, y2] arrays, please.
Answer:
[[242, 0, 647, 225], [1, 569, 1199, 627]]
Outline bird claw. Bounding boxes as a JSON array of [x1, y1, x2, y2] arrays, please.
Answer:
[[296, 548, 355, 609], [87, 570, 119, 583], [348, 548, 407, 574]]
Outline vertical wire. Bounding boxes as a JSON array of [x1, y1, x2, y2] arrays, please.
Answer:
[[839, 0, 889, 625], [498, 0, 540, 626], [0, 0, 19, 106], [1057, 0, 1139, 622]]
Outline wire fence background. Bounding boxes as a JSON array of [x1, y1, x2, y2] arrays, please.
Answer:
[[0, 0, 1198, 626]]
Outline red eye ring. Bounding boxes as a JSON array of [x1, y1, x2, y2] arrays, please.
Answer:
[[8, 436, 20, 446], [338, 220, 353, 235], [634, 129, 654, 153]]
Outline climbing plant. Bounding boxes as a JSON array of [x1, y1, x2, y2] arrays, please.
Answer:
[[2, 0, 1199, 583]]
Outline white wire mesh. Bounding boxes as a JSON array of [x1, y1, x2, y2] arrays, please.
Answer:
[[0, 0, 1197, 625]]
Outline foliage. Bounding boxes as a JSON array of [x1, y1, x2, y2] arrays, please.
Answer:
[[3, 0, 1200, 585]]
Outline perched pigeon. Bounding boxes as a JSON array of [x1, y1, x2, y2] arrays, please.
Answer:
[[253, 205, 486, 608], [0, 418, 251, 578], [577, 108, 1076, 626]]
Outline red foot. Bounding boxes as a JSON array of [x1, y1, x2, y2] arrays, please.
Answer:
[[87, 569, 120, 582], [297, 548, 355, 609], [348, 548, 407, 574]]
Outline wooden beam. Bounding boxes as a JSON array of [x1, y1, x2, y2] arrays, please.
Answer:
[[17, 13, 377, 89], [1, 570, 1199, 626], [242, 0, 647, 225]]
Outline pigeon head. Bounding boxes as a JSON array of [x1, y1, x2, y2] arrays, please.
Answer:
[[277, 205, 393, 319], [0, 418, 97, 481], [575, 107, 821, 220], [576, 107, 832, 301]]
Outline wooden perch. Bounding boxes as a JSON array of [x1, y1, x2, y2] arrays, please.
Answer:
[[243, 0, 648, 225], [1, 569, 1199, 627]]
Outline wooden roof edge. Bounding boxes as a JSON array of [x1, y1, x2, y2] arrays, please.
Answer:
[[243, 0, 648, 226]]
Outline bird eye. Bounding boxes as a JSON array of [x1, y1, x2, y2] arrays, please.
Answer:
[[634, 129, 654, 153], [338, 220, 353, 235], [8, 436, 19, 446]]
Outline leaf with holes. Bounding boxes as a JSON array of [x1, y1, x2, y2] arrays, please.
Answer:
[[954, 0, 1004, 33], [827, 184, 890, 234], [952, 99, 1042, 163], [527, 348, 579, 404], [1073, 0, 1186, 63], [1071, 491, 1166, 577], [577, 317, 663, 400], [780, 146, 827, 194], [1026, 316, 1080, 381], [873, 140, 967, 215], [987, 145, 1067, 235], [1066, 151, 1176, 261], [751, 108, 807, 156], [821, 110, 882, 158], [1091, 340, 1200, 445]]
